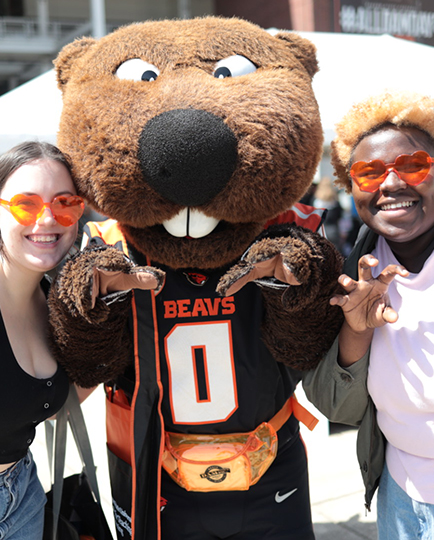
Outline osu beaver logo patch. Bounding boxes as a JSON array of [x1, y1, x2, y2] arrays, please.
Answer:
[[184, 272, 209, 286], [200, 465, 231, 483]]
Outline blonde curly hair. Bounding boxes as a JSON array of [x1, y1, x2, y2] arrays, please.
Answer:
[[331, 91, 434, 193]]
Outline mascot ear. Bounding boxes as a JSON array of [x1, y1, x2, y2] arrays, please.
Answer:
[[54, 37, 97, 91], [274, 32, 319, 79]]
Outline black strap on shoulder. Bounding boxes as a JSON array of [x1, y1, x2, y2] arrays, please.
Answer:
[[45, 385, 102, 539]]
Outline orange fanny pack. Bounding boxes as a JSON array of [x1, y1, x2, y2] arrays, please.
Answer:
[[162, 395, 318, 492]]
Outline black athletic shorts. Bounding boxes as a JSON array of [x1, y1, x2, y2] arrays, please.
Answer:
[[160, 433, 315, 540]]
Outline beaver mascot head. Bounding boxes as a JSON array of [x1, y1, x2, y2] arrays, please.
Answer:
[[54, 17, 323, 270]]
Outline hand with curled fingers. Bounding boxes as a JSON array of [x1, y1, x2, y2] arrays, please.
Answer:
[[330, 254, 409, 333], [48, 245, 166, 387], [217, 225, 345, 370], [217, 224, 341, 312], [51, 244, 165, 324]]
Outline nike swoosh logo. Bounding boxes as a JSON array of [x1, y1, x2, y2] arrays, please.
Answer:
[[275, 488, 298, 503]]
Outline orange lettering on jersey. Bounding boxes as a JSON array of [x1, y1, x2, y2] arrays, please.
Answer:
[[221, 297, 235, 314], [177, 299, 192, 317], [164, 300, 178, 318], [191, 299, 208, 317], [204, 298, 221, 315], [164, 297, 237, 318]]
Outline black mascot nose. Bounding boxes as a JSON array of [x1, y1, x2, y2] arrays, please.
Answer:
[[138, 108, 238, 206]]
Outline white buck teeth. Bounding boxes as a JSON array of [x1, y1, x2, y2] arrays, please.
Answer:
[[162, 208, 219, 238], [381, 201, 414, 211]]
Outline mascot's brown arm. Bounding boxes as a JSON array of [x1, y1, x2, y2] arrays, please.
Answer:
[[217, 225, 344, 370], [48, 245, 165, 388]]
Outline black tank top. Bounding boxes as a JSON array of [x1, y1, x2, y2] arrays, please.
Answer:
[[0, 308, 69, 464]]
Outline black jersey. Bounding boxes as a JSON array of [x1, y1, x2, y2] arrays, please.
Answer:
[[134, 263, 295, 435], [82, 205, 325, 540]]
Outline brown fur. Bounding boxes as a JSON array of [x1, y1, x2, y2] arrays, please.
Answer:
[[48, 245, 165, 386], [54, 17, 323, 269]]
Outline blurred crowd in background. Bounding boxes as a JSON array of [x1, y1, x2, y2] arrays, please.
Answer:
[[301, 176, 362, 257]]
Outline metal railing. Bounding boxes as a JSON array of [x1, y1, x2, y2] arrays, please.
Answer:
[[0, 17, 85, 39], [0, 17, 120, 41]]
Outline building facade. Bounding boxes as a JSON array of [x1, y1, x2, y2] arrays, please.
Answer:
[[0, 0, 214, 93], [1, 0, 433, 94]]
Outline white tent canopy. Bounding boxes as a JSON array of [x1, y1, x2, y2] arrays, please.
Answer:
[[0, 32, 433, 153], [0, 69, 61, 153], [299, 32, 434, 144]]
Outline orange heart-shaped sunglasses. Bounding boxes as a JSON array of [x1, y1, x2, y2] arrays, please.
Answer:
[[350, 151, 434, 193], [0, 194, 84, 227]]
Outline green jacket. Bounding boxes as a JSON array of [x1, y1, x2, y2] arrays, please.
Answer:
[[303, 225, 385, 511]]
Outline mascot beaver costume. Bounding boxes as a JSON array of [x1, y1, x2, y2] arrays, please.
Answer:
[[48, 16, 345, 540]]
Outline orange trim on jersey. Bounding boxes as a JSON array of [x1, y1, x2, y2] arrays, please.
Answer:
[[226, 320, 238, 419], [192, 346, 211, 403], [130, 292, 140, 540], [148, 260, 165, 540]]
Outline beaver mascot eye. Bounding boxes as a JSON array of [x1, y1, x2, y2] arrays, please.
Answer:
[[213, 55, 257, 79], [116, 58, 160, 81]]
